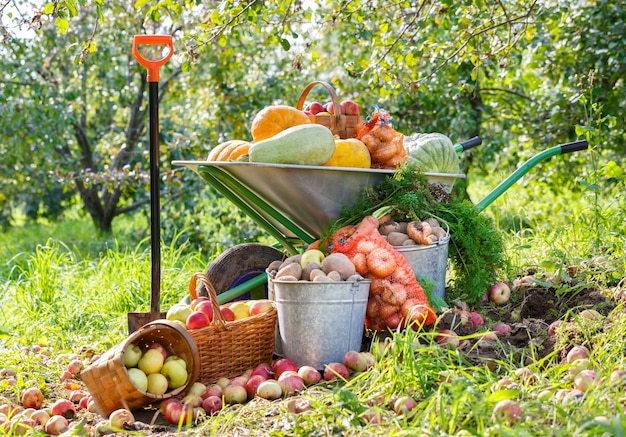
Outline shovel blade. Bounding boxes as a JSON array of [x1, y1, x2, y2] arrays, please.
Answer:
[[127, 311, 167, 334]]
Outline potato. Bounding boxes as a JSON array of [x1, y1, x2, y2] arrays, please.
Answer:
[[321, 253, 356, 280], [326, 271, 342, 281], [387, 231, 410, 246], [402, 239, 417, 246], [378, 220, 401, 236], [309, 269, 326, 281], [302, 262, 320, 281], [312, 274, 332, 282], [282, 254, 302, 266], [431, 226, 448, 238], [276, 275, 298, 282], [275, 262, 302, 280], [266, 260, 283, 277], [424, 218, 440, 228], [397, 221, 409, 233]]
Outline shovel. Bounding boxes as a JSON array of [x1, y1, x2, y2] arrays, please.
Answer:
[[127, 35, 174, 334]]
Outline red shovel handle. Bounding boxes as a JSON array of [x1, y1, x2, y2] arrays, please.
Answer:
[[132, 35, 174, 82]]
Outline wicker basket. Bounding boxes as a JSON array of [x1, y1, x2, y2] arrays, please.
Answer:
[[188, 272, 277, 385], [80, 320, 199, 417], [296, 81, 363, 139]]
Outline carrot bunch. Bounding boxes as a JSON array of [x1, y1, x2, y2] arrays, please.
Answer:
[[355, 108, 407, 169], [330, 215, 437, 331]]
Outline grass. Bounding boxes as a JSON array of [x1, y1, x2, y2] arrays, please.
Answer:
[[0, 169, 625, 435]]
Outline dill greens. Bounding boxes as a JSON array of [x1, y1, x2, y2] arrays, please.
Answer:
[[322, 166, 510, 305]]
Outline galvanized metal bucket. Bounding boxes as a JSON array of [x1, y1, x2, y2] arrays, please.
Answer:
[[271, 279, 370, 370], [393, 224, 450, 299]]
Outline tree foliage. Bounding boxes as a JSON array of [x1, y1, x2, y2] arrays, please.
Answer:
[[0, 0, 623, 241]]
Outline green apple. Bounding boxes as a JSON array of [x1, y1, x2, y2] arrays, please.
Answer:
[[147, 373, 169, 395], [164, 355, 187, 371], [161, 360, 188, 389], [137, 348, 165, 375], [128, 368, 148, 392], [300, 249, 325, 268], [123, 343, 143, 368], [166, 303, 192, 325]]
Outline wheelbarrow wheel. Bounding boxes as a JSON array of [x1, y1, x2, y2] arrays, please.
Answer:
[[199, 243, 285, 301]]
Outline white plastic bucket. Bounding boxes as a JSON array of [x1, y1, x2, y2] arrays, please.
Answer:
[[271, 279, 370, 370]]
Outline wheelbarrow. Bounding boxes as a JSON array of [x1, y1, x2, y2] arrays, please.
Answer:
[[172, 138, 588, 304]]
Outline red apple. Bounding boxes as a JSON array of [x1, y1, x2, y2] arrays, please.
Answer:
[[194, 301, 214, 322], [492, 399, 521, 425], [248, 300, 274, 316], [50, 399, 75, 420], [362, 409, 382, 424], [109, 408, 135, 430], [190, 296, 210, 310], [343, 350, 368, 372], [340, 99, 360, 116], [436, 330, 459, 349], [68, 389, 89, 404], [306, 101, 325, 115], [493, 323, 512, 335], [21, 387, 44, 409], [297, 366, 322, 386], [610, 368, 626, 384], [323, 362, 350, 381], [182, 393, 203, 408], [574, 369, 600, 392], [186, 311, 211, 330], [11, 416, 37, 435], [201, 395, 222, 415], [66, 359, 83, 376], [30, 409, 51, 426], [203, 384, 223, 399], [393, 395, 417, 416], [489, 281, 511, 305], [219, 306, 235, 322], [325, 101, 344, 115], [59, 370, 73, 382], [44, 415, 69, 435], [566, 345, 590, 364], [244, 375, 267, 399], [78, 395, 91, 410], [250, 363, 274, 380], [278, 373, 304, 395], [228, 375, 249, 387], [273, 358, 298, 378], [548, 320, 561, 337]]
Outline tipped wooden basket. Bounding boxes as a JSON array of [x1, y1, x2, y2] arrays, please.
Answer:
[[80, 320, 199, 417], [188, 272, 277, 385], [296, 81, 363, 139]]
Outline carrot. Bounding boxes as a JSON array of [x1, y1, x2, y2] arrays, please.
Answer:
[[305, 240, 320, 251]]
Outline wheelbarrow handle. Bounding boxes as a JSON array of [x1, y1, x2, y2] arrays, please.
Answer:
[[474, 139, 589, 213], [132, 35, 174, 83], [454, 136, 482, 153]]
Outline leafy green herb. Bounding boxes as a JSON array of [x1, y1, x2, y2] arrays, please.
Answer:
[[322, 165, 510, 305]]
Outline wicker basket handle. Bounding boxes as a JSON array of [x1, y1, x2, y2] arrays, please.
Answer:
[[189, 272, 227, 330], [296, 81, 342, 123]]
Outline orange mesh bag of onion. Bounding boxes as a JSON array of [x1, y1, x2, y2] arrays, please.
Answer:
[[329, 215, 437, 332]]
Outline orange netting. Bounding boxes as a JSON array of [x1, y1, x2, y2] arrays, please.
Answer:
[[330, 215, 437, 331]]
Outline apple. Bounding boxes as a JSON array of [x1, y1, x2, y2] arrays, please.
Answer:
[[393, 395, 417, 416], [44, 415, 69, 435], [146, 342, 168, 360], [216, 377, 230, 389], [297, 366, 322, 386], [325, 101, 344, 115], [514, 367, 537, 384], [146, 373, 169, 395], [340, 99, 360, 116], [228, 375, 249, 387], [306, 101, 325, 115], [10, 416, 37, 435], [87, 399, 98, 413], [229, 301, 250, 320], [248, 300, 274, 316], [493, 323, 512, 335], [273, 358, 298, 378], [219, 306, 235, 322], [123, 344, 143, 368], [165, 355, 187, 371], [21, 387, 44, 409], [548, 320, 561, 337], [29, 409, 50, 426], [323, 362, 350, 381], [182, 393, 203, 408], [78, 395, 91, 410], [574, 369, 600, 392], [201, 396, 223, 415], [194, 300, 214, 322], [360, 352, 376, 370], [186, 311, 211, 330], [138, 348, 164, 375], [489, 281, 511, 305], [128, 368, 148, 391], [256, 380, 282, 400], [250, 363, 274, 380], [566, 345, 590, 364], [167, 303, 193, 325], [577, 309, 602, 321], [300, 249, 325, 268], [343, 350, 369, 372], [160, 360, 188, 390], [468, 312, 484, 329], [278, 372, 304, 395], [59, 370, 73, 382], [492, 399, 521, 425], [187, 382, 207, 398], [50, 399, 75, 420], [316, 111, 331, 116], [68, 389, 89, 403], [109, 408, 134, 430], [166, 402, 194, 427], [436, 330, 460, 349], [190, 296, 210, 310], [610, 368, 626, 384], [223, 384, 247, 404], [362, 409, 382, 424], [66, 359, 83, 376], [244, 375, 267, 399], [204, 384, 223, 399]]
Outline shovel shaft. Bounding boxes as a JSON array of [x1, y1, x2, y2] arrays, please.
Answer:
[[474, 140, 588, 213]]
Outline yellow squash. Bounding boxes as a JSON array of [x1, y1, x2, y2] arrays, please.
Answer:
[[324, 138, 371, 168]]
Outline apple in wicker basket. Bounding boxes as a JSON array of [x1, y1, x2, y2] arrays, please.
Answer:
[[248, 300, 274, 316]]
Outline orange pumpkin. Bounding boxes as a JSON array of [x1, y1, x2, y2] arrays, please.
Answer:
[[250, 105, 311, 142], [207, 140, 252, 161]]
